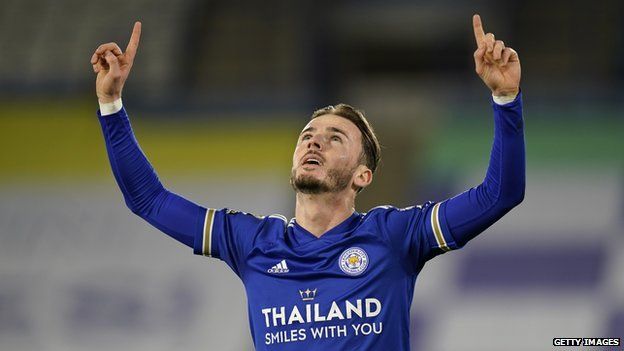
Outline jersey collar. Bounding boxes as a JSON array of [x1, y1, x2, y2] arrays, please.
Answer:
[[288, 211, 361, 246]]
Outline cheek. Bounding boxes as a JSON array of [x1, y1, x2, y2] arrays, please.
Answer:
[[328, 151, 353, 169], [336, 144, 356, 163], [292, 145, 303, 164]]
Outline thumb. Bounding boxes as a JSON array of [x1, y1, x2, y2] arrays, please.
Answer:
[[104, 50, 121, 78]]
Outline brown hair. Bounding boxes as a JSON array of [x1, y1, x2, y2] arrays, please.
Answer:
[[311, 103, 381, 174]]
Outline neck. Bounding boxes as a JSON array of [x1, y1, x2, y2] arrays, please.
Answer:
[[295, 190, 355, 238]]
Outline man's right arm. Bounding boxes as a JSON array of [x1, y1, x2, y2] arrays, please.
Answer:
[[98, 100, 268, 276], [98, 100, 206, 248], [91, 22, 266, 266], [91, 22, 206, 249]]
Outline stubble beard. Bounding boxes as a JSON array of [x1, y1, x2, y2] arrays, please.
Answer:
[[290, 164, 355, 195]]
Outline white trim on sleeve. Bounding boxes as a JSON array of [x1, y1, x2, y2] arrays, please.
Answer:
[[203, 208, 216, 257], [99, 98, 123, 116], [492, 94, 517, 105]]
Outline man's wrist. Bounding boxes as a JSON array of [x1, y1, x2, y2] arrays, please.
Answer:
[[492, 88, 519, 105], [492, 94, 517, 105], [99, 98, 123, 116]]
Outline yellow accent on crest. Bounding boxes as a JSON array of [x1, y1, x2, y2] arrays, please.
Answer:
[[348, 255, 360, 265]]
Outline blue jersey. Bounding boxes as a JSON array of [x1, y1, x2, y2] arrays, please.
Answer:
[[97, 94, 524, 350], [194, 204, 453, 350]]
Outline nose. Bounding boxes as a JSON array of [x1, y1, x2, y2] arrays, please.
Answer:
[[306, 134, 322, 150]]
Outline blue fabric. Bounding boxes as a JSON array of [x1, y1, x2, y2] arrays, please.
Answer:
[[98, 94, 525, 350], [98, 108, 206, 248], [442, 94, 525, 248]]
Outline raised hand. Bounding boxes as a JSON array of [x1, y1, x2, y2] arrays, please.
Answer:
[[91, 22, 142, 103], [472, 14, 520, 97]]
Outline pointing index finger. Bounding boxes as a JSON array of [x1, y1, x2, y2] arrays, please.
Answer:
[[125, 21, 142, 60], [473, 14, 485, 47]]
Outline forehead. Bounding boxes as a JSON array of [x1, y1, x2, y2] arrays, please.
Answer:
[[301, 114, 362, 139]]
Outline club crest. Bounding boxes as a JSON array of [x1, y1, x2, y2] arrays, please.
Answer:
[[339, 247, 369, 276]]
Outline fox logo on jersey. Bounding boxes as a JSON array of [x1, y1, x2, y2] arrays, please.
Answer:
[[339, 247, 369, 276]]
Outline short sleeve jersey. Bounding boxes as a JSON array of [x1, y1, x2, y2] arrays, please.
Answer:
[[194, 201, 457, 351]]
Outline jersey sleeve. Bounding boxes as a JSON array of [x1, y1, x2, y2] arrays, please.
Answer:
[[99, 106, 270, 278], [377, 93, 525, 273], [98, 107, 206, 249], [370, 203, 451, 273], [193, 208, 264, 277]]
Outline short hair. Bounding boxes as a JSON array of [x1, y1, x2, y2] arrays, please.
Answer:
[[310, 103, 381, 174]]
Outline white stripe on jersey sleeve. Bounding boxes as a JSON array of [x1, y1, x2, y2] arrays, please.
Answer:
[[203, 208, 216, 257], [430, 203, 451, 252]]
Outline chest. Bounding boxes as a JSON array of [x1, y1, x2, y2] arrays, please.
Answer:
[[241, 231, 405, 308]]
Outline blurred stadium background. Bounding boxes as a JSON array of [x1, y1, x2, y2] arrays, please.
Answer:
[[1, 0, 623, 350]]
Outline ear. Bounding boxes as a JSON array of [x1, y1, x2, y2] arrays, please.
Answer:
[[352, 165, 373, 189]]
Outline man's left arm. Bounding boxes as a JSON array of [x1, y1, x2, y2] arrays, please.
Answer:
[[420, 14, 524, 255], [428, 93, 524, 254]]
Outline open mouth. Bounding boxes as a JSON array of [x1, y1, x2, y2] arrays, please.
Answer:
[[301, 153, 324, 167]]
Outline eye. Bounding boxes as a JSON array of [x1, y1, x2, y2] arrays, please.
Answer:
[[331, 135, 342, 142], [301, 134, 312, 141]]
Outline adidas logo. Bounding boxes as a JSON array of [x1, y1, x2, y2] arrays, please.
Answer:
[[268, 259, 289, 273]]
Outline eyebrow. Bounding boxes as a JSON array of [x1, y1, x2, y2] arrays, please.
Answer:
[[301, 126, 315, 135], [300, 126, 349, 139], [328, 127, 349, 139]]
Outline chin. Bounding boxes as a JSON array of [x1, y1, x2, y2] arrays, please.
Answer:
[[290, 164, 352, 194], [290, 172, 330, 194]]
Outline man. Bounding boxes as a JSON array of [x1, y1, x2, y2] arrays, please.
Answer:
[[91, 14, 524, 350]]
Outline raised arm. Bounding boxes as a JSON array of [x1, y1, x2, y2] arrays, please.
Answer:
[[92, 22, 206, 248], [436, 15, 525, 249]]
